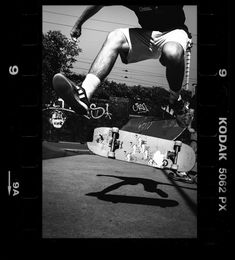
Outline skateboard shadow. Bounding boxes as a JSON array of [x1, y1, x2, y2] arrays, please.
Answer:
[[86, 174, 179, 208]]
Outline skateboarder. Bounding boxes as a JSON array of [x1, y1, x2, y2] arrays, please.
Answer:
[[54, 5, 192, 126]]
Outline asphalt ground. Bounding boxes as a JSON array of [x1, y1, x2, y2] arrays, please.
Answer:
[[42, 141, 197, 238]]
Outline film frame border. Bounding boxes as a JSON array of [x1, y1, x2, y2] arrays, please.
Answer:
[[197, 2, 231, 247], [6, 0, 42, 239], [5, 0, 231, 247]]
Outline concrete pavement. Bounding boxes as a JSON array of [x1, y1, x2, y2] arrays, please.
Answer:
[[43, 150, 197, 238]]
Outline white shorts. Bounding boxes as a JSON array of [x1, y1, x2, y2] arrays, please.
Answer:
[[119, 28, 190, 64]]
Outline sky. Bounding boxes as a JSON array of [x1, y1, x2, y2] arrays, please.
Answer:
[[42, 5, 197, 92]]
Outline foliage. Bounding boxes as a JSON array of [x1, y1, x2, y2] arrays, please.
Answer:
[[42, 29, 193, 108], [180, 88, 193, 102], [66, 72, 193, 109], [42, 30, 81, 105]]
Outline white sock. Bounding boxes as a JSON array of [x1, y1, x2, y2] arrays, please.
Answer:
[[82, 73, 101, 101]]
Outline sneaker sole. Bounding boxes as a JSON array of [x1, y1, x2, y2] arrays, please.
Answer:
[[167, 171, 195, 184], [53, 73, 88, 115]]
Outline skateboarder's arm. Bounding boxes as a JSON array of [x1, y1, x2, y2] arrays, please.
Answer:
[[71, 6, 104, 39]]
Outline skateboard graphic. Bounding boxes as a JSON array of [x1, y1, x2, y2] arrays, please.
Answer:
[[87, 127, 196, 172]]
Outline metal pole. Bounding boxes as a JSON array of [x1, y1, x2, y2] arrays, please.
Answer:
[[185, 39, 193, 90]]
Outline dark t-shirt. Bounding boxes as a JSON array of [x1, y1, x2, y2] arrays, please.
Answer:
[[124, 5, 191, 37]]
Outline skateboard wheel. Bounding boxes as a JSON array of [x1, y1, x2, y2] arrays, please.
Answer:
[[171, 164, 178, 171], [108, 151, 115, 159], [112, 127, 119, 133], [163, 159, 168, 167], [175, 140, 182, 147]]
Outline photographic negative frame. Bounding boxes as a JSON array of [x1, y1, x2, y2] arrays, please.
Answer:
[[5, 0, 231, 249]]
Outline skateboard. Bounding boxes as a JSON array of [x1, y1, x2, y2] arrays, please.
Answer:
[[87, 127, 196, 172]]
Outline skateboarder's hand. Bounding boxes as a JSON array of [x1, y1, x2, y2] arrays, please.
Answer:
[[70, 25, 82, 41]]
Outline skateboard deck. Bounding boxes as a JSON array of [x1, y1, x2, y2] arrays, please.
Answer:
[[87, 127, 196, 172]]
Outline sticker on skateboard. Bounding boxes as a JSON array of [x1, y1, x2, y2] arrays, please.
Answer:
[[87, 127, 196, 172]]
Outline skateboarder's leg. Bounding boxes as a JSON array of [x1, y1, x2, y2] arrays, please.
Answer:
[[159, 41, 192, 128], [159, 41, 185, 103], [82, 29, 129, 100]]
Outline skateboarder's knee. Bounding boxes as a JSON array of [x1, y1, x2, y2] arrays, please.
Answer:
[[106, 29, 128, 50], [160, 42, 184, 67]]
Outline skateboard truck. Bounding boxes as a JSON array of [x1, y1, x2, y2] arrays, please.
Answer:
[[108, 127, 120, 158], [88, 127, 196, 173], [170, 140, 182, 171]]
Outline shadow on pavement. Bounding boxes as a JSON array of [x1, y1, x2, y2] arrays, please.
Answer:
[[42, 141, 91, 159], [86, 174, 180, 208], [86, 193, 179, 208]]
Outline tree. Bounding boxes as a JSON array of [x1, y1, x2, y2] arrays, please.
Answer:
[[42, 30, 81, 105], [180, 88, 192, 102]]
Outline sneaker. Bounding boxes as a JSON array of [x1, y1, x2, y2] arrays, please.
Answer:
[[167, 171, 195, 184], [53, 73, 90, 116], [169, 93, 185, 115], [168, 93, 193, 128], [175, 110, 194, 128]]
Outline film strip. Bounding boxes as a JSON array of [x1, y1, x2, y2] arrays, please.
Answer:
[[6, 0, 41, 239], [198, 2, 231, 246], [5, 0, 231, 247]]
